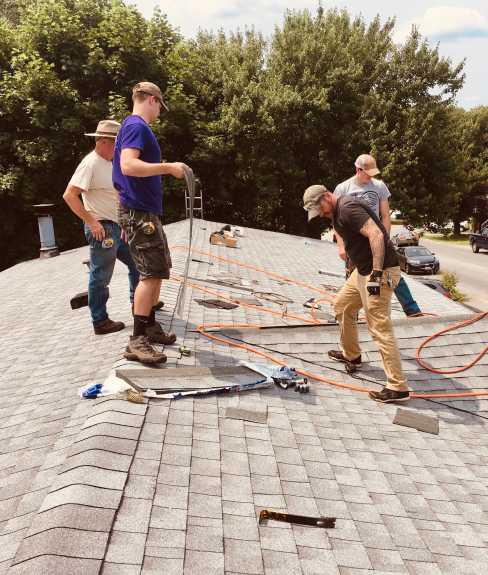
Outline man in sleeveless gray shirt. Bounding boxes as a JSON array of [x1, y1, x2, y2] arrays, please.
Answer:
[[334, 154, 421, 317]]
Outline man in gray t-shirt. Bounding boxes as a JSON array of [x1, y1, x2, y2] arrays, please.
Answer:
[[333, 154, 421, 317], [334, 154, 391, 228]]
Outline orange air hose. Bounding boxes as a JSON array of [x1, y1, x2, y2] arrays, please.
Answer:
[[170, 245, 488, 400]]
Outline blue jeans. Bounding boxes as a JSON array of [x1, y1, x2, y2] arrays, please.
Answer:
[[84, 221, 139, 325], [394, 276, 421, 316]]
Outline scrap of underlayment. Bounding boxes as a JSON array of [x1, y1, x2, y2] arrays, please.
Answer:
[[393, 407, 439, 435], [225, 400, 268, 424]]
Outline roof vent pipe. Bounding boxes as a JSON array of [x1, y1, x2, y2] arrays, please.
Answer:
[[33, 203, 59, 258]]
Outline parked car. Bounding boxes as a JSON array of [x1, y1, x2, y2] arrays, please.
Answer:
[[469, 219, 488, 253], [391, 227, 419, 247], [396, 246, 440, 274]]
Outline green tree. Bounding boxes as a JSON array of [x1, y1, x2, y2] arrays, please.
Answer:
[[0, 0, 178, 270], [365, 28, 464, 227], [451, 106, 488, 232]]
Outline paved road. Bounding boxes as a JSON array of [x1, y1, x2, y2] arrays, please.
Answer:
[[392, 226, 488, 312]]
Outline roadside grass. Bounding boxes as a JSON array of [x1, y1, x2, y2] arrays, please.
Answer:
[[441, 272, 467, 302], [423, 233, 470, 245]]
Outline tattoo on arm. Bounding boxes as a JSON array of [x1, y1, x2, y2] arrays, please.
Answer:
[[359, 218, 385, 271]]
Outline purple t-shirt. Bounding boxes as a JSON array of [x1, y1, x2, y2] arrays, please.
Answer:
[[113, 115, 163, 214]]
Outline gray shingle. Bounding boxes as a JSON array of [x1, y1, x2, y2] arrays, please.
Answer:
[[141, 556, 183, 575], [277, 463, 309, 482], [62, 449, 132, 473], [132, 457, 160, 477], [74, 422, 141, 442], [184, 550, 224, 575], [102, 563, 142, 575], [293, 525, 331, 550], [366, 548, 407, 573], [190, 457, 220, 477], [298, 546, 339, 575], [14, 528, 109, 563], [224, 514, 259, 541], [225, 539, 264, 574], [113, 497, 152, 533], [40, 484, 122, 512], [154, 483, 188, 509], [83, 411, 145, 429], [150, 507, 188, 530], [188, 493, 222, 518], [124, 474, 156, 499], [222, 474, 253, 503], [8, 556, 101, 575], [104, 530, 146, 564], [331, 539, 372, 569], [259, 526, 297, 552], [69, 435, 137, 457], [146, 528, 186, 548], [186, 525, 223, 552], [222, 451, 250, 475], [262, 550, 301, 574], [50, 466, 127, 492], [92, 399, 147, 416], [27, 505, 115, 537], [189, 474, 221, 496]]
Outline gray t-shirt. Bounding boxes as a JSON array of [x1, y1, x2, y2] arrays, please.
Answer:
[[333, 176, 390, 217]]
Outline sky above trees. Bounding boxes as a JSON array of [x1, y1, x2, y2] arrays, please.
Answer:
[[135, 1, 488, 109]]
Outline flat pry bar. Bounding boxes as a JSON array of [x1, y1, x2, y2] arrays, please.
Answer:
[[259, 509, 336, 528]]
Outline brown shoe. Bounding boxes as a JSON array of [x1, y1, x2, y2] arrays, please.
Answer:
[[124, 335, 167, 364], [146, 323, 177, 345], [94, 318, 125, 335]]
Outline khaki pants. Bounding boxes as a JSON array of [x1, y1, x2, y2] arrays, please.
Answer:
[[334, 267, 408, 392]]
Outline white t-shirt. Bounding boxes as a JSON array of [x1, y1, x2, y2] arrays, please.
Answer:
[[333, 176, 390, 217], [68, 150, 119, 222]]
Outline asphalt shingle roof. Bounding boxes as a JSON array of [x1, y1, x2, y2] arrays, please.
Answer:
[[1, 219, 487, 574]]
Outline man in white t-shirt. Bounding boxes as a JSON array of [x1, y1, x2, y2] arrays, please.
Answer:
[[63, 120, 139, 334], [333, 154, 421, 317]]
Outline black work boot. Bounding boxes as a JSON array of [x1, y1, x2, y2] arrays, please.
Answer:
[[124, 335, 167, 364], [94, 318, 125, 335]]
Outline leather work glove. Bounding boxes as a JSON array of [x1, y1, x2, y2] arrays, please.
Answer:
[[366, 269, 383, 296]]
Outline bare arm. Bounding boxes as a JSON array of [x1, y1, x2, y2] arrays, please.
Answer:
[[63, 184, 105, 240], [359, 217, 385, 272], [120, 148, 187, 179], [379, 199, 391, 234], [334, 229, 347, 261]]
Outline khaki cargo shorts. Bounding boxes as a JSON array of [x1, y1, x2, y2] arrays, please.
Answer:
[[119, 205, 172, 280]]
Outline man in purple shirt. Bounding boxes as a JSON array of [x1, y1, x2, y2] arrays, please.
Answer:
[[113, 81, 188, 364]]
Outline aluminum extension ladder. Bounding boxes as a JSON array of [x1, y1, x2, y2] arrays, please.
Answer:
[[185, 177, 203, 219]]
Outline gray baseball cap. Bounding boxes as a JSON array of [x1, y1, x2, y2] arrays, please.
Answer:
[[303, 184, 328, 221]]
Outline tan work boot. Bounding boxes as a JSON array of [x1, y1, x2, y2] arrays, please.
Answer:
[[146, 323, 177, 345], [124, 335, 167, 364]]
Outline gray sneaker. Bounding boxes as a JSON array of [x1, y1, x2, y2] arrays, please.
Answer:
[[124, 335, 167, 364]]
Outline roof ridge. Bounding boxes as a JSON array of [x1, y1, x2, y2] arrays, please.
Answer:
[[6, 397, 148, 575]]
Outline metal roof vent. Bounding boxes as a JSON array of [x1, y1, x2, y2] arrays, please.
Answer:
[[33, 203, 59, 258]]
